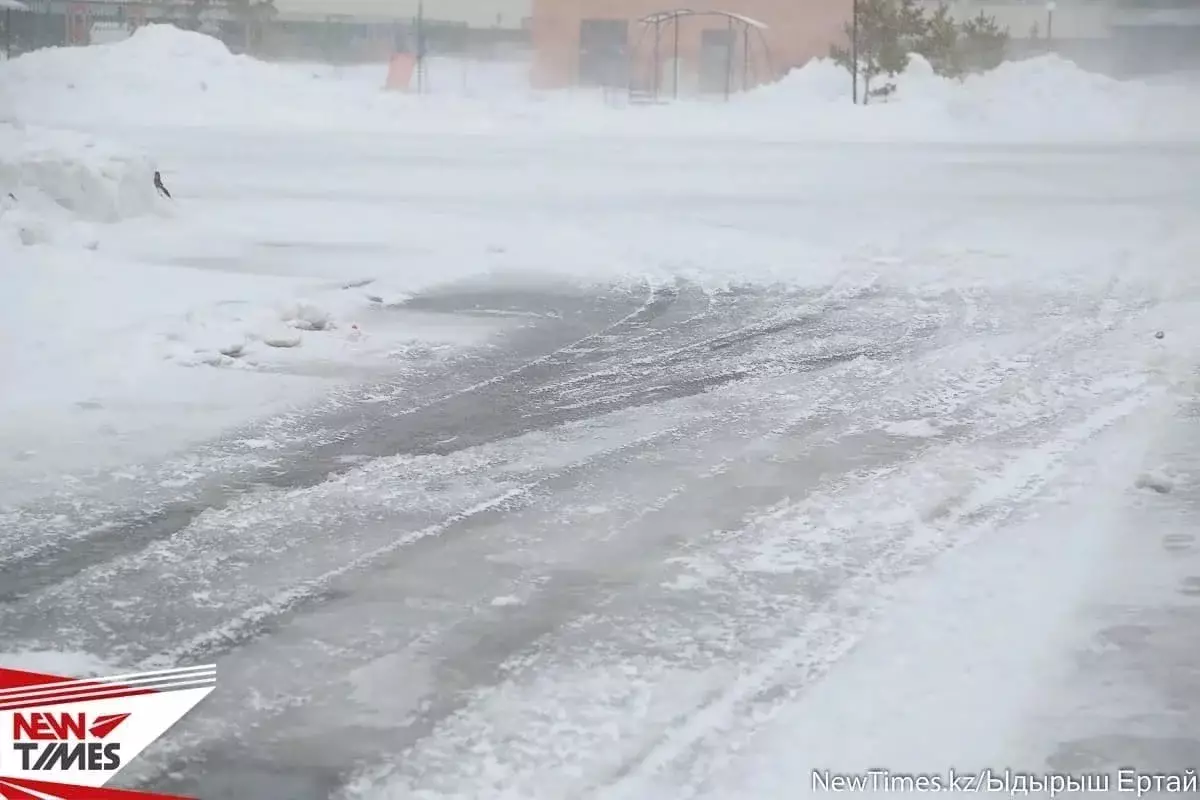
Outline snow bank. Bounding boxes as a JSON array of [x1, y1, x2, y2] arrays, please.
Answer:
[[5, 24, 1200, 142], [0, 243, 353, 506], [0, 124, 161, 249], [0, 25, 391, 130], [744, 53, 1200, 141], [0, 229, 504, 506]]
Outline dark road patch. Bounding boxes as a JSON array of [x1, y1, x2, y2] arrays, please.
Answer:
[[0, 280, 916, 614]]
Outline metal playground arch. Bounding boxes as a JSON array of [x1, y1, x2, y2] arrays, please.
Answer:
[[629, 9, 775, 103]]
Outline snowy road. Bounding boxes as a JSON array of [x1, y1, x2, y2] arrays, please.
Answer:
[[4, 124, 1200, 799]]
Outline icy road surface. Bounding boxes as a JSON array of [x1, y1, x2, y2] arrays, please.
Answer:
[[4, 134, 1200, 799]]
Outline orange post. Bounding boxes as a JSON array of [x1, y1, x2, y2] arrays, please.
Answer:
[[384, 53, 417, 91]]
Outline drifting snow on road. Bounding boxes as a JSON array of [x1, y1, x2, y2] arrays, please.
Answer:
[[3, 25, 1200, 800]]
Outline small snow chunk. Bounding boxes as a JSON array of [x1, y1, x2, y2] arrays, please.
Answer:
[[218, 342, 245, 358], [490, 595, 523, 607], [884, 418, 941, 438], [262, 331, 302, 349], [281, 300, 332, 331], [1134, 472, 1174, 494], [366, 292, 411, 307], [663, 574, 705, 591], [237, 438, 278, 450], [1155, 330, 1165, 340], [193, 351, 235, 368], [19, 225, 49, 246]]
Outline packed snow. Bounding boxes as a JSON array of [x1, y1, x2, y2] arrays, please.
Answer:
[[0, 130, 479, 504], [0, 648, 119, 678], [2, 23, 1200, 799]]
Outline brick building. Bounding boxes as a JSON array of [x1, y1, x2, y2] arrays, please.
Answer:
[[529, 0, 852, 92]]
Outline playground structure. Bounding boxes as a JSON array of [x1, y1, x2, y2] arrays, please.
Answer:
[[628, 8, 774, 103]]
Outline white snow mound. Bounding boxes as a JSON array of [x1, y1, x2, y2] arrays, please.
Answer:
[[0, 124, 160, 229], [746, 53, 1200, 141], [0, 25, 384, 129], [0, 24, 249, 101]]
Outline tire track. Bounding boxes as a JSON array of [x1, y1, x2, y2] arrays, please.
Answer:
[[0, 281, 920, 659], [127, 294, 1120, 798], [0, 283, 648, 561], [588, 388, 1157, 800], [0, 282, 671, 600], [71, 286, 949, 795], [0, 321, 877, 666], [338, 380, 1153, 800], [15, 280, 1132, 799], [282, 298, 1154, 800]]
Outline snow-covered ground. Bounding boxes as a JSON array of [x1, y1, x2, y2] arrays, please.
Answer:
[[0, 130, 503, 505], [2, 25, 1200, 799]]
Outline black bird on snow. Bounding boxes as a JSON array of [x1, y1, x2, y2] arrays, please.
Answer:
[[154, 170, 172, 199]]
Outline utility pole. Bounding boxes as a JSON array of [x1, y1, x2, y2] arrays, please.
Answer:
[[672, 16, 680, 98], [723, 15, 732, 101], [851, 0, 859, 104], [415, 0, 426, 94]]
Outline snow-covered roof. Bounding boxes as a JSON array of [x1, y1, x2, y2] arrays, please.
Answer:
[[0, 0, 29, 10], [720, 11, 768, 29]]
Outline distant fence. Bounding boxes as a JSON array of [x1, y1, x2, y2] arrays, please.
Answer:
[[3, 0, 163, 54], [259, 18, 528, 63], [0, 1, 530, 62]]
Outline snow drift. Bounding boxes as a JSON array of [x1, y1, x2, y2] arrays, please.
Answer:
[[746, 53, 1200, 141], [0, 124, 161, 249], [0, 25, 391, 130], [3, 24, 1200, 141]]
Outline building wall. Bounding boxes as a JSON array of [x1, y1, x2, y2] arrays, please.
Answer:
[[530, 0, 851, 90]]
